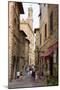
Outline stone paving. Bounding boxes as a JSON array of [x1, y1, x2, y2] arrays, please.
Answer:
[[8, 74, 47, 89]]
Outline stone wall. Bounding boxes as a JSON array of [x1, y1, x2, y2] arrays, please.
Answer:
[[20, 21, 35, 65], [8, 2, 25, 81], [36, 4, 58, 78]]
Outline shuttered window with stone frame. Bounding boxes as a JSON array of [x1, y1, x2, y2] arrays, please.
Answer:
[[45, 23, 47, 40], [40, 33, 42, 45], [50, 11, 53, 33]]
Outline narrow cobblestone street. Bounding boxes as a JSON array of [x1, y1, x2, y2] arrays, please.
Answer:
[[8, 73, 47, 89]]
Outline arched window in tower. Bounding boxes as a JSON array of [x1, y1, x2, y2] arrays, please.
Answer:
[[28, 12, 31, 17], [28, 7, 33, 18]]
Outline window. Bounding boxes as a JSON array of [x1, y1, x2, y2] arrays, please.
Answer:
[[40, 33, 42, 45], [14, 18, 16, 24], [39, 7, 42, 20], [12, 56, 16, 67], [56, 48, 58, 64], [40, 9, 42, 20], [50, 12, 53, 33], [28, 12, 30, 17], [44, 4, 46, 6], [45, 24, 47, 39]]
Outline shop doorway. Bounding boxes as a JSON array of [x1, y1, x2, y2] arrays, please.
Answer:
[[11, 56, 16, 80], [49, 54, 53, 76], [15, 57, 20, 79]]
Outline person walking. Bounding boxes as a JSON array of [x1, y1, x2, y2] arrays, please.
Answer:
[[32, 69, 35, 80], [17, 71, 20, 79], [29, 69, 32, 78], [35, 72, 38, 80], [20, 71, 24, 80]]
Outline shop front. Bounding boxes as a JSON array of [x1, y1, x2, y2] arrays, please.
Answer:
[[39, 42, 58, 78]]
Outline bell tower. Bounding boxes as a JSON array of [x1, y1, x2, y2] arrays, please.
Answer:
[[28, 7, 33, 29]]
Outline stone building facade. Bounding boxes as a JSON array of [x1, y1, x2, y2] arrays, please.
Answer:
[[20, 21, 35, 65], [20, 7, 35, 65], [34, 28, 40, 71], [34, 4, 58, 79], [8, 2, 26, 81], [25, 37, 30, 67], [19, 31, 27, 74], [27, 7, 33, 29], [39, 4, 49, 77]]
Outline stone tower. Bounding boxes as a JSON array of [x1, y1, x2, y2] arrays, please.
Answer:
[[28, 7, 33, 29]]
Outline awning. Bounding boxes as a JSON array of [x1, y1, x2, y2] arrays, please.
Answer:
[[40, 50, 52, 57], [40, 42, 58, 58], [48, 42, 58, 51]]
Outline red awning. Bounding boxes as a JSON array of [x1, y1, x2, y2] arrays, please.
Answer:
[[40, 50, 52, 57], [48, 42, 58, 51], [40, 42, 58, 58]]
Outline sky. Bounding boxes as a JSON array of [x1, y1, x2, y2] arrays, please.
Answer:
[[20, 2, 40, 30]]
